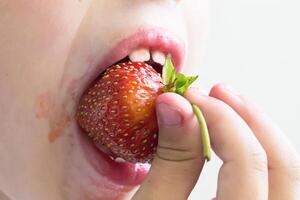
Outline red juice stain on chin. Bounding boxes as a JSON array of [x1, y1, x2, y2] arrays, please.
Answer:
[[39, 68, 96, 143], [35, 92, 52, 119], [35, 91, 71, 143], [48, 113, 71, 143]]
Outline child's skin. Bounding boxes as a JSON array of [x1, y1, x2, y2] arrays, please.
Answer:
[[0, 1, 299, 200]]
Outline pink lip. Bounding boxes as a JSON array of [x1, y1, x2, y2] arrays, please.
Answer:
[[100, 27, 185, 71], [77, 27, 186, 186], [80, 27, 186, 91]]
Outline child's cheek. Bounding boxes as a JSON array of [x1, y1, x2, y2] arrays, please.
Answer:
[[1, 0, 90, 52], [0, 0, 91, 106]]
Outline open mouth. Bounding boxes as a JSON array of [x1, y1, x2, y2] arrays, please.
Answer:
[[75, 27, 185, 186]]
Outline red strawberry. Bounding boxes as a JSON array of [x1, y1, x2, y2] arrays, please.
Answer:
[[76, 61, 163, 163], [76, 56, 211, 164]]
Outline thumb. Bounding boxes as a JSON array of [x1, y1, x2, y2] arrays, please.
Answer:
[[132, 93, 205, 200]]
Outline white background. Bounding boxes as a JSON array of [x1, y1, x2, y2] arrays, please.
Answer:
[[190, 0, 300, 199]]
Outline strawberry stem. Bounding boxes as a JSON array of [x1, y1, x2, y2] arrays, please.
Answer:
[[192, 104, 211, 161], [162, 55, 211, 162]]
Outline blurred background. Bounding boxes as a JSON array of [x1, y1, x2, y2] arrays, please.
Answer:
[[190, 0, 300, 199]]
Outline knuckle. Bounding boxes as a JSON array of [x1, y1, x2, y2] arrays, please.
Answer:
[[270, 153, 300, 184], [249, 147, 268, 174], [286, 157, 300, 183], [155, 144, 198, 162]]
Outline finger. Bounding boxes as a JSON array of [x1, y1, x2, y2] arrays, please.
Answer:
[[132, 93, 204, 200], [185, 88, 268, 200], [210, 83, 300, 199]]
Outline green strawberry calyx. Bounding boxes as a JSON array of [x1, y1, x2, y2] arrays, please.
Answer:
[[161, 55, 211, 161]]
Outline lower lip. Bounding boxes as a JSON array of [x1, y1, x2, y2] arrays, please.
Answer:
[[77, 127, 150, 186]]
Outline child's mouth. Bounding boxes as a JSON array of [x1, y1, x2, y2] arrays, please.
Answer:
[[74, 27, 185, 187]]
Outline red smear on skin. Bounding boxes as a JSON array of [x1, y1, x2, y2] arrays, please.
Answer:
[[48, 128, 59, 143], [47, 72, 91, 143], [48, 112, 71, 143], [35, 92, 51, 119], [35, 91, 72, 143], [48, 114, 71, 143]]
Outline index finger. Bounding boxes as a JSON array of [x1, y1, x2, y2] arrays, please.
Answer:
[[209, 84, 300, 199], [185, 88, 268, 200]]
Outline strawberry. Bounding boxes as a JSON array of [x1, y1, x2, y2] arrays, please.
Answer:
[[76, 62, 163, 163], [76, 56, 211, 163]]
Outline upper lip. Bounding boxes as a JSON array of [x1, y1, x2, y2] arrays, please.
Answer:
[[85, 27, 186, 89]]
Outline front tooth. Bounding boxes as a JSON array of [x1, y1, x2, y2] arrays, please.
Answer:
[[115, 157, 126, 163], [129, 48, 150, 62], [151, 50, 166, 66]]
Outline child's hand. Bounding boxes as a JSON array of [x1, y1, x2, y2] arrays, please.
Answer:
[[132, 83, 300, 200]]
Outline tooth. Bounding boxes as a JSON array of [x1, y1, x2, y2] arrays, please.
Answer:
[[151, 50, 166, 66], [115, 157, 126, 163], [109, 155, 115, 161], [129, 48, 150, 62]]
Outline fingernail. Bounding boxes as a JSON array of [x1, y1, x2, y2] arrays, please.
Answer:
[[156, 103, 182, 127], [220, 83, 240, 95], [219, 83, 243, 104]]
